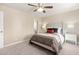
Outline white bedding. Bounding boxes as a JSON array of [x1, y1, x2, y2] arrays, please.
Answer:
[[37, 33, 64, 45]]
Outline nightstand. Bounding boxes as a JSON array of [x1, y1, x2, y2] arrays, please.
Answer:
[[65, 33, 77, 45]]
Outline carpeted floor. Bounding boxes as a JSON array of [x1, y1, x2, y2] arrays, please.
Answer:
[[0, 41, 79, 55], [0, 41, 54, 55], [59, 43, 79, 55]]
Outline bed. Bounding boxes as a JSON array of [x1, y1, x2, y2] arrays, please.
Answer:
[[30, 33, 64, 54]]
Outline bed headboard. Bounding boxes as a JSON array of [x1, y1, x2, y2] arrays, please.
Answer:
[[46, 23, 63, 34]]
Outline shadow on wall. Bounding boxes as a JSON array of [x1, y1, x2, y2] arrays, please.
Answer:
[[23, 34, 34, 43]]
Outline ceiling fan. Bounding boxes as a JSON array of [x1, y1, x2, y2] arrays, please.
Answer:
[[27, 3, 53, 13]]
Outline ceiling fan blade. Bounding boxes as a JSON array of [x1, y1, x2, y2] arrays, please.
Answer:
[[33, 9, 37, 12], [28, 4, 37, 7], [43, 10, 46, 13], [44, 6, 53, 8]]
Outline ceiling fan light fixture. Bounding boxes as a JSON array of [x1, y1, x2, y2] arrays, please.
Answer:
[[37, 7, 44, 12], [28, 3, 53, 13]]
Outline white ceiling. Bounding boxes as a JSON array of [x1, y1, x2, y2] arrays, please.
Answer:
[[1, 3, 79, 18]]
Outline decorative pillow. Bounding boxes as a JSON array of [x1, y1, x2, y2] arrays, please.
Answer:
[[47, 28, 58, 33]]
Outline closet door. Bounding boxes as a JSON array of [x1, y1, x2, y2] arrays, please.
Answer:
[[0, 11, 4, 48]]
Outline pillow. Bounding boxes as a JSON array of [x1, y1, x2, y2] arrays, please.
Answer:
[[47, 28, 58, 33]]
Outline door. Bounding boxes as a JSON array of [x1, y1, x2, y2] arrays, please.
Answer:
[[0, 11, 4, 48]]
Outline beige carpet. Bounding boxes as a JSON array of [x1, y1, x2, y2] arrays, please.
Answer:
[[0, 41, 79, 55], [59, 43, 79, 55], [0, 41, 54, 55]]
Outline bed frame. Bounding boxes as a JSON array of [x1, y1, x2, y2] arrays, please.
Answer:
[[29, 40, 58, 55]]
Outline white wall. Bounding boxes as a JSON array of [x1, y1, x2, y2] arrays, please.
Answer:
[[0, 5, 40, 46]]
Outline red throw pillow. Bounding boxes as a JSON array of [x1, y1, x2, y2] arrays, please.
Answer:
[[47, 28, 57, 33]]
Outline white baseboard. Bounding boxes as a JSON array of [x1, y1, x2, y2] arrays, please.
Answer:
[[5, 40, 24, 47]]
